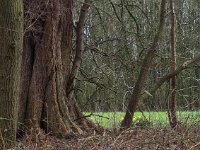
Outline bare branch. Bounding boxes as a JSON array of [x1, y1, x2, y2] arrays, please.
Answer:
[[67, 0, 92, 95], [142, 53, 200, 100]]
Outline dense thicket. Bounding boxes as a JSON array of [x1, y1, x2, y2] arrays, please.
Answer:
[[76, 0, 200, 112]]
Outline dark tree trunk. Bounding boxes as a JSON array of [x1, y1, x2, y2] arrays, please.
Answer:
[[121, 0, 167, 128], [0, 0, 23, 148], [18, 0, 97, 137], [168, 0, 178, 128]]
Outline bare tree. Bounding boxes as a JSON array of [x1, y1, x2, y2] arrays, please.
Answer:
[[121, 0, 167, 128]]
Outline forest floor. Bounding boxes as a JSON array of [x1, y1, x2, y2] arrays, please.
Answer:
[[16, 126, 200, 150]]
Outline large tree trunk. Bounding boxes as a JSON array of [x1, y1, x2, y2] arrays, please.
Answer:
[[0, 0, 23, 148], [18, 0, 96, 137]]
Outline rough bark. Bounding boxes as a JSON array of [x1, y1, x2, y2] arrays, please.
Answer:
[[61, 0, 73, 87], [121, 0, 167, 128], [18, 32, 35, 134], [0, 0, 23, 148], [18, 0, 97, 137]]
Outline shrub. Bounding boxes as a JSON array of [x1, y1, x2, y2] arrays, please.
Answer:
[[132, 116, 151, 128]]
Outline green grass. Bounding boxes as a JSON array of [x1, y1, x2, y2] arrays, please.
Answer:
[[84, 111, 200, 128]]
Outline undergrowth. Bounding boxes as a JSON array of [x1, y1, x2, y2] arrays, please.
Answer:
[[84, 111, 200, 128]]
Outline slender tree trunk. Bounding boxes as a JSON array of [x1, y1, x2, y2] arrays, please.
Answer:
[[168, 0, 178, 128], [66, 0, 98, 129], [0, 0, 23, 148], [121, 0, 166, 128]]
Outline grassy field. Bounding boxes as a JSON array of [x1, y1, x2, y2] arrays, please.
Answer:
[[84, 111, 200, 128]]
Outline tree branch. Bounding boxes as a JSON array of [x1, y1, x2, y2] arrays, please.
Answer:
[[142, 52, 200, 100], [67, 0, 92, 95]]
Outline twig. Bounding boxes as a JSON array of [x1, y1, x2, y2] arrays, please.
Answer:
[[188, 142, 200, 150], [74, 113, 109, 121]]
